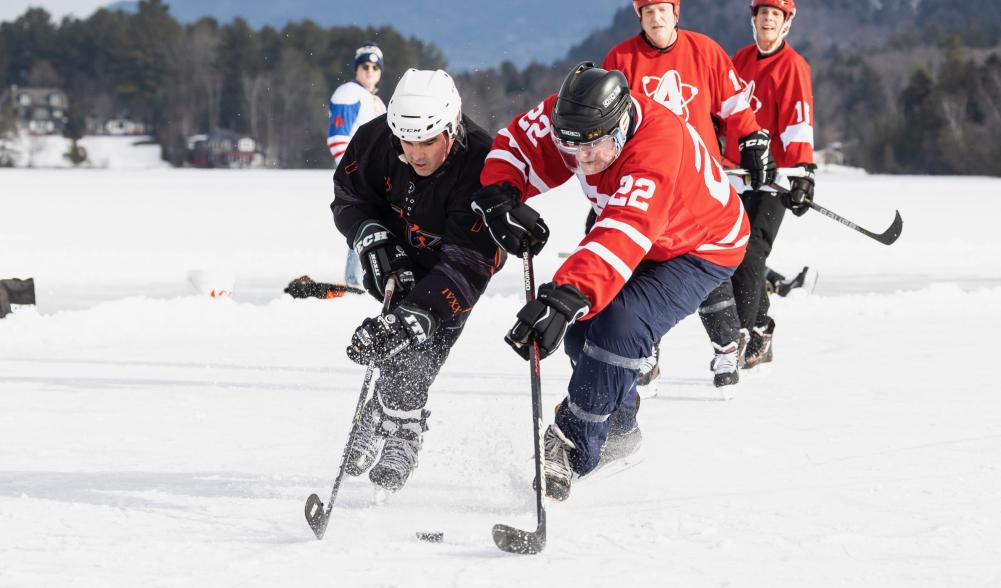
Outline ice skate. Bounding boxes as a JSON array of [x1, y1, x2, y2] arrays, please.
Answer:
[[542, 424, 575, 502], [344, 398, 384, 477], [742, 319, 775, 369]]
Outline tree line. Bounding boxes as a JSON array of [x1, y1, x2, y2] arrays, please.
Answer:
[[0, 1, 444, 167], [2, 0, 1000, 175]]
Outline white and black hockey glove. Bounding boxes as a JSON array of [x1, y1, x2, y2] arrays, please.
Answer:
[[782, 163, 816, 217], [738, 130, 777, 190], [506, 282, 590, 361], [471, 183, 550, 256], [353, 221, 416, 300], [347, 303, 439, 364]]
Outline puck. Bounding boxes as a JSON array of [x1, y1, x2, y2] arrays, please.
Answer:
[[416, 531, 444, 543]]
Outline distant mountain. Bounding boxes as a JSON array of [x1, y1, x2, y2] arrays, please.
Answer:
[[104, 0, 623, 71]]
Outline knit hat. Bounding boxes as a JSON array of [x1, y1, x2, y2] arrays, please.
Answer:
[[355, 43, 384, 70]]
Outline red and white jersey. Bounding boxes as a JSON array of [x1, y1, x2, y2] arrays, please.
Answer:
[[723, 43, 814, 168], [480, 94, 749, 318], [603, 30, 760, 161], [327, 81, 386, 164]]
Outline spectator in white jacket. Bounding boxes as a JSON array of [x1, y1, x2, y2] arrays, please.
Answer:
[[328, 42, 387, 287]]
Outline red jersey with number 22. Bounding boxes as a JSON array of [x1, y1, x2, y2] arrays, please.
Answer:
[[480, 94, 749, 319]]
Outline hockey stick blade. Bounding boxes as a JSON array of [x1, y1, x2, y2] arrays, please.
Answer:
[[492, 523, 546, 554], [304, 493, 329, 539], [809, 202, 903, 246], [725, 168, 904, 246]]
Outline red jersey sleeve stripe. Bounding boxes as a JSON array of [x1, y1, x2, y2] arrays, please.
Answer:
[[590, 217, 653, 252], [719, 91, 752, 119], [496, 128, 552, 195], [780, 122, 814, 150], [485, 149, 528, 183], [572, 241, 633, 282]]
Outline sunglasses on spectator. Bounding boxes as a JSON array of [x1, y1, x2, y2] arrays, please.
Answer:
[[360, 63, 381, 71]]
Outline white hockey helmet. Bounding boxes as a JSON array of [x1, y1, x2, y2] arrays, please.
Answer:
[[387, 69, 462, 142]]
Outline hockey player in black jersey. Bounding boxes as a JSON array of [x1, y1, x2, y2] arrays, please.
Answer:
[[331, 68, 505, 492]]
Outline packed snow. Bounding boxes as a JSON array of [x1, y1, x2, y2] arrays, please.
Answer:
[[1, 168, 1000, 587]]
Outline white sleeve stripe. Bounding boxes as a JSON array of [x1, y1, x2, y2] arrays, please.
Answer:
[[719, 92, 751, 119], [571, 242, 633, 282], [590, 218, 653, 252], [720, 200, 746, 244], [697, 234, 749, 251], [780, 122, 814, 150], [486, 149, 528, 181], [497, 128, 550, 194]]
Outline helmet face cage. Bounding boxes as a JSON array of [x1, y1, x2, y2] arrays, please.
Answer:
[[550, 63, 633, 175], [552, 111, 630, 176]]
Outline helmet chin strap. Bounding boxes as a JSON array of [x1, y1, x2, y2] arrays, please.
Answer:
[[751, 13, 793, 53]]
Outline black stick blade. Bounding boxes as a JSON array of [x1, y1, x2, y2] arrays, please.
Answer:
[[875, 210, 903, 245], [492, 523, 545, 554], [304, 493, 329, 540]]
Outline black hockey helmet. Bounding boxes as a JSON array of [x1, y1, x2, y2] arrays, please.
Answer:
[[551, 62, 632, 144]]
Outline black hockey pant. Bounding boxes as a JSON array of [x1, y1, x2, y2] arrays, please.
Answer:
[[698, 190, 787, 343], [371, 311, 465, 417]]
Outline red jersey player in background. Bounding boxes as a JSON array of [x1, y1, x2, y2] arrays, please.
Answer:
[[600, 0, 774, 415], [470, 63, 748, 500], [721, 0, 815, 368]]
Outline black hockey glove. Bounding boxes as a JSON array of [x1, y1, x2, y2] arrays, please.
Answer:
[[505, 282, 590, 361], [782, 163, 816, 217], [353, 221, 416, 300], [738, 130, 777, 190], [471, 183, 550, 256], [346, 303, 439, 365]]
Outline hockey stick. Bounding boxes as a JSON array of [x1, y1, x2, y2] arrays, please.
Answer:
[[304, 276, 397, 540], [492, 251, 547, 555], [725, 167, 903, 246], [328, 284, 366, 296]]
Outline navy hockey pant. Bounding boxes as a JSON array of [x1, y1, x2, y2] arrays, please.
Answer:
[[554, 254, 735, 475]]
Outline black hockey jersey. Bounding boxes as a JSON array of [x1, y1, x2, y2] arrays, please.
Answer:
[[332, 114, 505, 323]]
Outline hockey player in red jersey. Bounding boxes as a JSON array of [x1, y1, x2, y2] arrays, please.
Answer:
[[719, 0, 815, 368], [471, 63, 749, 500], [603, 0, 775, 395]]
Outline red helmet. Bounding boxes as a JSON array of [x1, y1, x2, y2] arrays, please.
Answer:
[[633, 0, 680, 18], [751, 0, 796, 19]]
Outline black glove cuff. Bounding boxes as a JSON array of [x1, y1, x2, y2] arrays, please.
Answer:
[[472, 183, 522, 219], [394, 303, 439, 346], [353, 220, 394, 254], [537, 282, 591, 321]]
